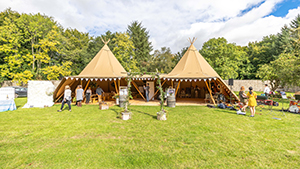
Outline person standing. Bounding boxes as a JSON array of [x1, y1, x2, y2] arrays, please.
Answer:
[[239, 86, 248, 112], [85, 87, 92, 104], [144, 83, 150, 102], [264, 84, 271, 98], [58, 85, 72, 112], [76, 85, 84, 107], [96, 85, 104, 103], [247, 87, 257, 117]]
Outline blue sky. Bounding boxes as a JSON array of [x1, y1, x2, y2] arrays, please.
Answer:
[[270, 0, 300, 17], [0, 0, 300, 53]]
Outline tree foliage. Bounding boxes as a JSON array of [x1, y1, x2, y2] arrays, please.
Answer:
[[112, 32, 138, 72], [200, 37, 250, 79], [127, 21, 153, 72], [149, 47, 175, 73]]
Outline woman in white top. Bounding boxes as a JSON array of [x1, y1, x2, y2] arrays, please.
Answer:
[[75, 85, 84, 107], [58, 85, 72, 112]]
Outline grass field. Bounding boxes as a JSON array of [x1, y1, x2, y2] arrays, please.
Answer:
[[1, 97, 300, 168]]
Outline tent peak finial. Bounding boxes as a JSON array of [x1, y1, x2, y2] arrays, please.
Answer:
[[188, 37, 197, 45], [101, 37, 110, 45]]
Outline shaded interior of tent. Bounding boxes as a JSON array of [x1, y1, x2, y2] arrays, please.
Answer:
[[53, 77, 238, 104]]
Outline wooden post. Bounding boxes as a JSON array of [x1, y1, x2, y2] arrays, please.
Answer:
[[216, 78, 238, 101], [118, 78, 120, 92], [83, 79, 90, 93], [131, 81, 146, 100], [150, 79, 167, 100], [114, 80, 118, 94], [175, 80, 181, 96], [205, 81, 216, 105], [55, 79, 76, 103], [171, 80, 173, 88]]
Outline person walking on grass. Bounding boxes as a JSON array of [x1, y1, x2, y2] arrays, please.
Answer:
[[247, 87, 257, 117], [75, 85, 84, 107], [58, 85, 72, 112]]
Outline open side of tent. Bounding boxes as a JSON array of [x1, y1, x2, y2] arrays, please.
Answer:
[[53, 39, 127, 103]]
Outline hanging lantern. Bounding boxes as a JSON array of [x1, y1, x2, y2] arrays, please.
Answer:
[[70, 77, 73, 80], [176, 79, 178, 81], [91, 78, 93, 81], [172, 79, 174, 81], [118, 77, 121, 80], [185, 79, 188, 82], [204, 79, 207, 81], [114, 78, 116, 81], [95, 78, 98, 81], [209, 78, 211, 81], [81, 78, 83, 81], [194, 79, 197, 82], [104, 78, 107, 81], [85, 78, 88, 81], [66, 77, 69, 80], [75, 78, 78, 80], [213, 77, 216, 80], [180, 79, 183, 82], [167, 78, 170, 81], [100, 79, 103, 81], [163, 78, 166, 80], [148, 78, 150, 80], [109, 78, 112, 81]]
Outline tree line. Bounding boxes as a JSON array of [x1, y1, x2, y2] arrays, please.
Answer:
[[0, 8, 299, 90]]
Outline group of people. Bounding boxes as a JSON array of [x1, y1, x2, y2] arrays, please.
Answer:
[[239, 86, 258, 117], [58, 85, 105, 112]]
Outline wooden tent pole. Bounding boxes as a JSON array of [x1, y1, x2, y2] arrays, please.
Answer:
[[131, 81, 146, 100], [171, 80, 173, 88], [216, 78, 239, 101], [114, 80, 118, 94], [84, 79, 91, 93], [205, 81, 216, 105], [151, 79, 167, 100], [118, 79, 120, 92], [55, 79, 76, 103], [175, 80, 181, 96]]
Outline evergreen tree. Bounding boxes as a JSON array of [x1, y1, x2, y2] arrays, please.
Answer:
[[127, 21, 153, 72]]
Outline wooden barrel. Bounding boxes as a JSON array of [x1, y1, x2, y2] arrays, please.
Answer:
[[119, 95, 126, 108], [167, 95, 176, 107]]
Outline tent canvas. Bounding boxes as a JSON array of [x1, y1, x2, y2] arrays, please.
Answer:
[[163, 38, 239, 103], [53, 39, 127, 102]]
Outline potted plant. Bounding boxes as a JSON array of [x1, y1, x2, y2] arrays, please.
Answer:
[[120, 71, 135, 120], [155, 70, 167, 120], [112, 92, 119, 105]]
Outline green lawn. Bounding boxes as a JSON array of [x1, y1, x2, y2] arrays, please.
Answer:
[[1, 98, 300, 168]]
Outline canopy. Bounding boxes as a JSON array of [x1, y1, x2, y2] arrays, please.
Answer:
[[164, 38, 239, 101], [74, 43, 126, 78]]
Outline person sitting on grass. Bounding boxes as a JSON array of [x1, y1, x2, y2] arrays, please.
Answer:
[[247, 87, 257, 117], [58, 85, 72, 112]]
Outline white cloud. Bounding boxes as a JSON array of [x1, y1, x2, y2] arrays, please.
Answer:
[[0, 0, 299, 52]]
